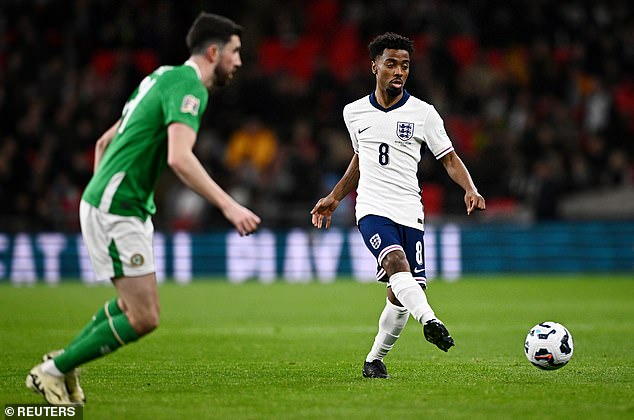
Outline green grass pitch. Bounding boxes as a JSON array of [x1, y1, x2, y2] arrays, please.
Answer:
[[1, 275, 633, 419]]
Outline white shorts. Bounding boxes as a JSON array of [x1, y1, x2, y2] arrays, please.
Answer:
[[79, 200, 155, 281]]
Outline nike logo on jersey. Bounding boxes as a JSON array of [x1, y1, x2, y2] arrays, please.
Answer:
[[358, 126, 371, 134], [413, 267, 425, 273]]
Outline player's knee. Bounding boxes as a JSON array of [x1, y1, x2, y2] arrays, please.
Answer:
[[136, 316, 160, 336], [382, 251, 410, 276], [129, 311, 160, 336]]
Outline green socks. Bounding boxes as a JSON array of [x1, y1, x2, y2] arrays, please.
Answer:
[[70, 298, 124, 346], [54, 299, 139, 373]]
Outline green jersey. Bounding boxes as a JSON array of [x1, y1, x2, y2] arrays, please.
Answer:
[[82, 62, 208, 220]]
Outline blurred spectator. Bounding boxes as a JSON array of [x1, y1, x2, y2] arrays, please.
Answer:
[[529, 158, 564, 221], [224, 117, 279, 216], [276, 119, 323, 226], [226, 117, 278, 174]]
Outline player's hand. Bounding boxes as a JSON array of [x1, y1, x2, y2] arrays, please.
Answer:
[[465, 190, 486, 215], [310, 195, 340, 229], [223, 203, 261, 236]]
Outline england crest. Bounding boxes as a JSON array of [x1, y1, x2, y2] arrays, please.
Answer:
[[396, 121, 414, 141], [370, 233, 381, 250]]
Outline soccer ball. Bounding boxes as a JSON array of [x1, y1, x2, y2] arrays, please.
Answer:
[[524, 322, 574, 370]]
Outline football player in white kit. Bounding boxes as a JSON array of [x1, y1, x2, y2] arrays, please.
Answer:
[[311, 32, 485, 378]]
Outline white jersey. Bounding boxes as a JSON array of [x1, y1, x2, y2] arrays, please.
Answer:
[[343, 91, 454, 231]]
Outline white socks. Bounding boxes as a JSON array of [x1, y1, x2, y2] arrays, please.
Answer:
[[41, 359, 64, 377], [366, 298, 409, 362], [388, 271, 435, 324], [365, 272, 437, 363]]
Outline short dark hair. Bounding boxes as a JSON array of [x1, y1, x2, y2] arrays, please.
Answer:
[[186, 12, 243, 55], [368, 32, 414, 61]]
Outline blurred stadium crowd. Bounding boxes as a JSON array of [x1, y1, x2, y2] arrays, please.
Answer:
[[1, 0, 633, 232]]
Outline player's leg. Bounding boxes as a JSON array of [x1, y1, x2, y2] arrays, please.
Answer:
[[30, 306, 140, 407], [111, 273, 160, 336], [34, 273, 157, 405], [358, 215, 412, 378], [69, 298, 125, 346], [363, 296, 409, 378], [35, 274, 158, 404], [27, 202, 156, 404], [53, 207, 158, 372], [383, 235, 454, 351], [40, 298, 124, 403], [383, 250, 436, 323], [52, 273, 157, 372]]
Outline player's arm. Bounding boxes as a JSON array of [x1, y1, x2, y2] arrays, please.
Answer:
[[94, 119, 121, 172], [167, 122, 261, 236], [310, 153, 359, 229], [439, 151, 486, 215]]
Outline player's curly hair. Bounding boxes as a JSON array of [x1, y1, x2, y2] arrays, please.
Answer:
[[368, 32, 414, 60], [186, 12, 243, 55]]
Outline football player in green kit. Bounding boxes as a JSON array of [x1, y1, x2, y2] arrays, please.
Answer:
[[26, 13, 261, 405]]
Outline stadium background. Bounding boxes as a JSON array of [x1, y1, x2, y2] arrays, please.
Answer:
[[1, 0, 633, 281], [2, 5, 632, 417]]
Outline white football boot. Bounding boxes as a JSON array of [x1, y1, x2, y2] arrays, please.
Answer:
[[26, 363, 71, 405], [43, 350, 86, 404]]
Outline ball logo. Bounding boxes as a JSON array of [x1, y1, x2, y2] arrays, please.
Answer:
[[559, 333, 572, 354], [370, 233, 381, 250], [130, 254, 145, 267]]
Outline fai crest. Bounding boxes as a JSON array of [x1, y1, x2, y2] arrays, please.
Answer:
[[130, 253, 145, 267], [396, 121, 414, 141]]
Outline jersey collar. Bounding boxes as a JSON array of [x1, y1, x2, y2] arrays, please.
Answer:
[[184, 60, 202, 81], [369, 90, 410, 112]]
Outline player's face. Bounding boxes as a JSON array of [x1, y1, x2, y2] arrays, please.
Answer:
[[372, 49, 410, 98], [214, 35, 242, 87]]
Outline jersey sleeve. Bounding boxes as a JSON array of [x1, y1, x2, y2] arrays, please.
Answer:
[[422, 106, 454, 160], [342, 105, 359, 154], [162, 79, 208, 133]]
